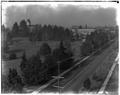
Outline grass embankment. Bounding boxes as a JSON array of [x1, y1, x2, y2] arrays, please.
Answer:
[[89, 45, 118, 92]]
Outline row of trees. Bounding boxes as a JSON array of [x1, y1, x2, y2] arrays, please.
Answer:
[[7, 20, 29, 38], [81, 29, 117, 57], [7, 19, 72, 41], [30, 25, 72, 41]]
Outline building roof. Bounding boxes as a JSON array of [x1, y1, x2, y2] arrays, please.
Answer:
[[72, 28, 95, 35]]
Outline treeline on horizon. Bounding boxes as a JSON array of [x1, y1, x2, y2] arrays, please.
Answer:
[[5, 19, 73, 41]]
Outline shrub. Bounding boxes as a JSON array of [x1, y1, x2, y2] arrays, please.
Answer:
[[7, 68, 23, 92], [81, 30, 110, 57], [83, 78, 91, 90], [20, 55, 46, 85], [39, 43, 51, 56], [53, 41, 74, 71], [44, 55, 57, 76], [81, 41, 93, 57], [9, 53, 17, 60]]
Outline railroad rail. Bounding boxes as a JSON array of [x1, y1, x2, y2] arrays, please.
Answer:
[[32, 39, 115, 94], [98, 54, 118, 94]]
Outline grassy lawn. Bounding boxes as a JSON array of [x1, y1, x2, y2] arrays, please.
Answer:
[[2, 40, 82, 78]]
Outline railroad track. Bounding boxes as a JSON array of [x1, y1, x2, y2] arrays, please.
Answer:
[[98, 55, 118, 94], [32, 39, 116, 94]]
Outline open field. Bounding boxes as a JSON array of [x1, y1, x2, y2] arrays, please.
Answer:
[[2, 40, 82, 77], [7, 40, 81, 58]]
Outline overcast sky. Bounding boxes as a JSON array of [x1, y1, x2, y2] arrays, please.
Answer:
[[4, 4, 116, 28]]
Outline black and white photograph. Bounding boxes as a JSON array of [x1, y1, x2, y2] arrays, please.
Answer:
[[1, 1, 119, 94]]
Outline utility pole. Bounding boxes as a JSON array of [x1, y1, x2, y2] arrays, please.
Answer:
[[58, 61, 60, 93], [52, 61, 64, 93]]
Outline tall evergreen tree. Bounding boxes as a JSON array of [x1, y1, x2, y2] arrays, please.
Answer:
[[20, 54, 45, 85], [12, 22, 19, 33], [39, 43, 51, 56], [8, 68, 23, 92], [53, 41, 73, 70], [9, 53, 17, 60], [20, 52, 27, 71], [19, 19, 29, 36]]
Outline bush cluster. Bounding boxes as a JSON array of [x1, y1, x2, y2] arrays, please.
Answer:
[[81, 30, 116, 57]]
